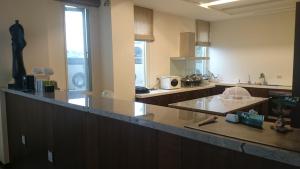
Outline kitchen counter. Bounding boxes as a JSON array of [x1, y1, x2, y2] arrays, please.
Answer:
[[2, 88, 300, 167], [135, 84, 215, 98], [169, 95, 268, 115], [135, 83, 292, 99], [217, 83, 292, 90]]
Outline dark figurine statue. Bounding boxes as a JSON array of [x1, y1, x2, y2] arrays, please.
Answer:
[[9, 20, 27, 89]]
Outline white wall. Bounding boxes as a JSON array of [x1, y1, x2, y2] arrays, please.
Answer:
[[96, 0, 135, 100], [47, 1, 67, 90], [209, 11, 295, 86], [111, 0, 135, 100], [0, 0, 135, 100], [148, 11, 195, 88], [94, 3, 114, 95], [0, 0, 50, 88]]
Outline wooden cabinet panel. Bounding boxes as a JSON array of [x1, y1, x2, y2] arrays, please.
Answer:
[[6, 93, 298, 169], [23, 99, 49, 168], [136, 88, 212, 106], [181, 138, 298, 169], [211, 85, 227, 95], [97, 117, 127, 169], [6, 93, 27, 162], [245, 87, 269, 98], [182, 138, 239, 169], [52, 106, 85, 169], [127, 123, 157, 169], [293, 2, 300, 97], [96, 116, 157, 169], [158, 132, 181, 169], [85, 114, 99, 169], [6, 94, 50, 168]]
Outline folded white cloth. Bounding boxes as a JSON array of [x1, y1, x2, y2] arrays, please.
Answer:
[[32, 67, 54, 76]]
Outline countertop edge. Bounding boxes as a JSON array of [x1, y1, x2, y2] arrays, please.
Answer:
[[135, 83, 292, 99], [136, 84, 216, 98], [1, 89, 88, 112], [135, 118, 300, 167], [2, 88, 300, 167], [217, 83, 293, 90]]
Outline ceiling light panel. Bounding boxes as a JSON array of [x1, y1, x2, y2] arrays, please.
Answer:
[[199, 0, 240, 8]]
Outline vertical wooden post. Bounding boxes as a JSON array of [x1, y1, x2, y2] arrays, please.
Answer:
[[292, 2, 300, 128]]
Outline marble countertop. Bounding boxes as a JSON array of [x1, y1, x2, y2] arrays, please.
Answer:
[[169, 95, 268, 115], [135, 83, 292, 99], [135, 84, 215, 98], [2, 88, 300, 167]]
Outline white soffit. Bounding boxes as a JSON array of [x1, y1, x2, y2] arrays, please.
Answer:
[[134, 0, 297, 21], [184, 0, 297, 17]]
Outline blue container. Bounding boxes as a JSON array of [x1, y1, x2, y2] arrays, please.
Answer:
[[237, 112, 264, 129]]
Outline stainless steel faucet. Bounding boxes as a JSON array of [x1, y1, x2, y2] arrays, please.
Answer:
[[248, 75, 251, 84]]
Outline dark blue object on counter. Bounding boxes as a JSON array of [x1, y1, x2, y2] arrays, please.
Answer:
[[237, 112, 264, 129]]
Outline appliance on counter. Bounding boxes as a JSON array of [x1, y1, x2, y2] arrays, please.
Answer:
[[181, 74, 203, 87], [160, 76, 181, 90]]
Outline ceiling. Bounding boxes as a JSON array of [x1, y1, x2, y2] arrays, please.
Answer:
[[133, 0, 298, 21]]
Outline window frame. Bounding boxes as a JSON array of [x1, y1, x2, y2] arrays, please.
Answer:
[[134, 41, 149, 87], [64, 5, 92, 92], [195, 46, 209, 75]]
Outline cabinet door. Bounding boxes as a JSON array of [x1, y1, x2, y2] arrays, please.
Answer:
[[136, 95, 171, 106], [85, 114, 99, 169], [212, 86, 227, 95], [245, 88, 269, 98], [6, 94, 50, 168], [97, 117, 129, 169], [127, 124, 157, 169], [52, 106, 86, 169], [158, 132, 181, 169], [96, 116, 157, 169], [181, 138, 238, 169], [22, 98, 49, 166], [6, 93, 27, 162]]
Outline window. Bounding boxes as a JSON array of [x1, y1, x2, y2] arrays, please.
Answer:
[[196, 46, 207, 57], [64, 5, 91, 91], [134, 41, 147, 87], [195, 46, 209, 75]]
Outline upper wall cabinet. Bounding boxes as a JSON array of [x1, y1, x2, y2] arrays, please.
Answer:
[[134, 6, 155, 42], [196, 20, 210, 46], [55, 0, 100, 7]]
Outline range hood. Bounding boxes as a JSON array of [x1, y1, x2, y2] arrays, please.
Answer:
[[179, 32, 196, 58], [173, 32, 210, 60], [175, 19, 210, 59]]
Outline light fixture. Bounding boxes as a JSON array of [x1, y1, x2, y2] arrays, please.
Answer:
[[199, 0, 239, 8]]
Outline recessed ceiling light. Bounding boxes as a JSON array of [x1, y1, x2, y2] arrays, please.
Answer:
[[199, 0, 239, 8]]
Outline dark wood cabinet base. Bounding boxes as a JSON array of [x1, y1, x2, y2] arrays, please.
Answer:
[[136, 88, 211, 106], [5, 93, 297, 169]]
